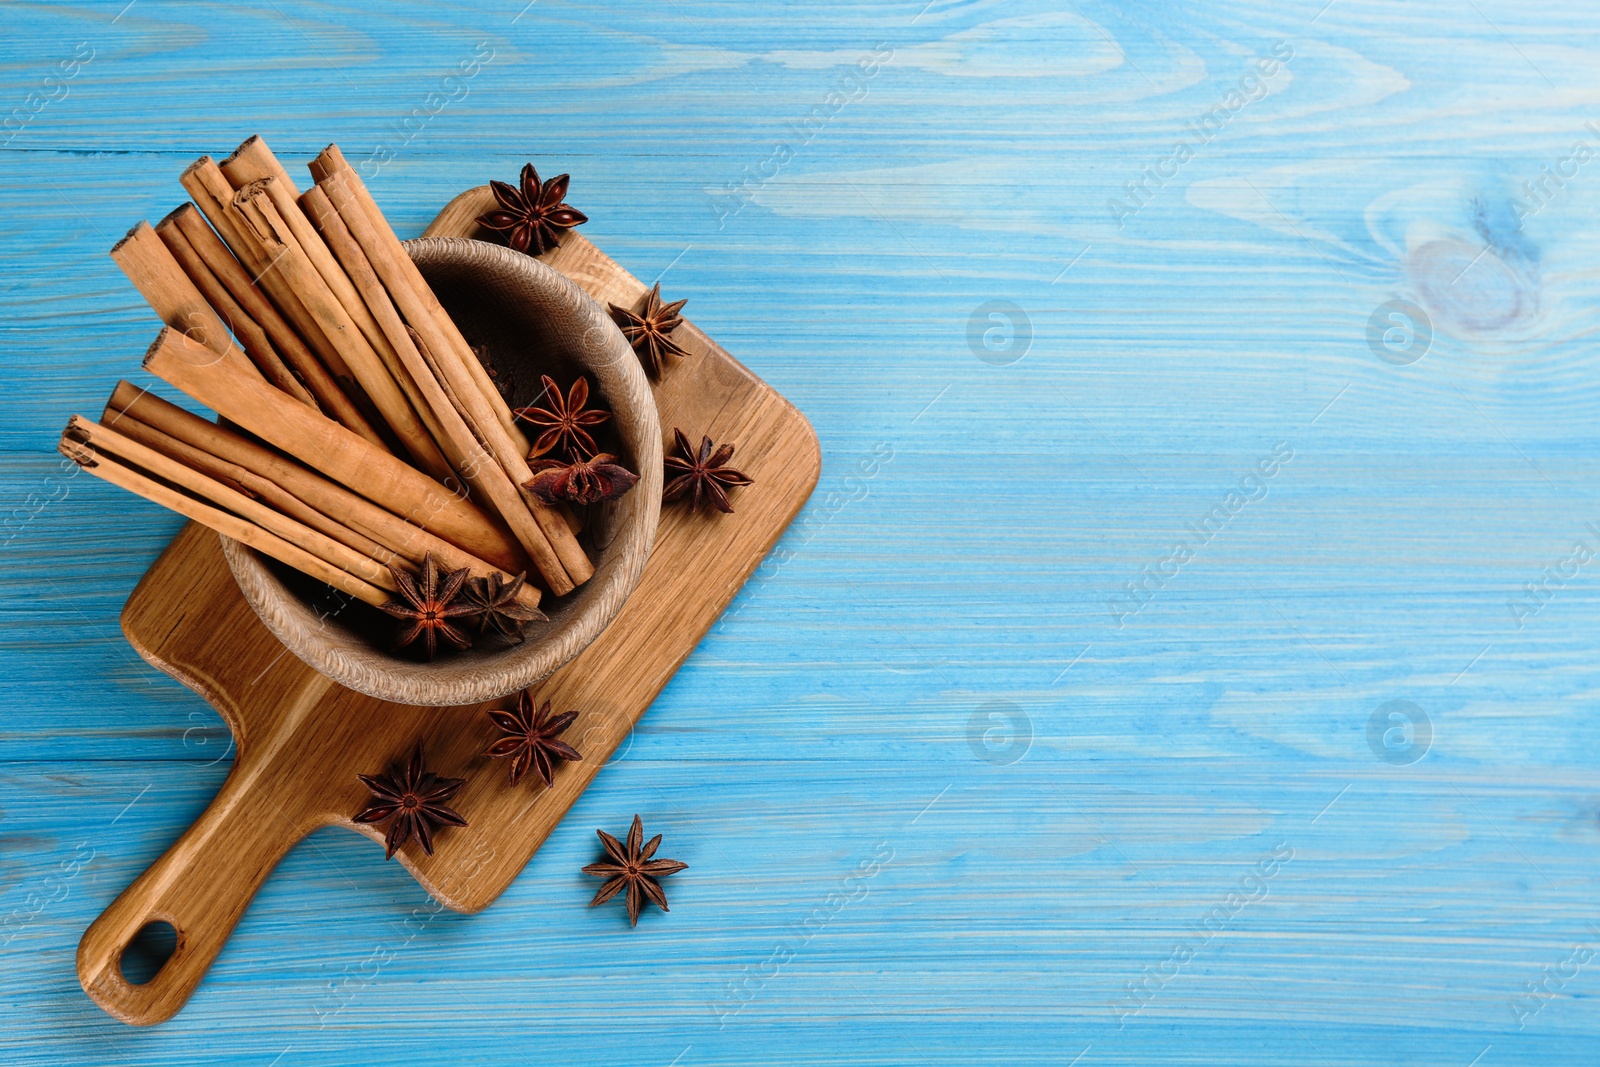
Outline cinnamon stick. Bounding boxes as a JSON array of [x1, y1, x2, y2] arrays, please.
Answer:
[[181, 158, 389, 449], [181, 157, 342, 376], [67, 415, 400, 594], [300, 183, 574, 596], [221, 139, 454, 483], [59, 429, 390, 608], [220, 136, 400, 375], [161, 203, 374, 436], [232, 178, 455, 484], [141, 326, 528, 575], [410, 327, 578, 594], [296, 188, 464, 492], [104, 382, 540, 611], [150, 213, 314, 405], [110, 222, 254, 373], [310, 149, 533, 460], [309, 148, 533, 456], [312, 147, 593, 586], [182, 157, 392, 448], [107, 411, 389, 562]]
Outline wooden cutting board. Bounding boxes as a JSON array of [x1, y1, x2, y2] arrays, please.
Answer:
[[76, 194, 820, 1026]]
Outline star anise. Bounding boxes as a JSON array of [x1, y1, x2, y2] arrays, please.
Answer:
[[352, 745, 468, 859], [582, 815, 687, 927], [463, 571, 546, 643], [525, 454, 639, 505], [663, 428, 753, 514], [609, 283, 689, 379], [482, 690, 582, 788], [378, 553, 476, 660], [476, 162, 587, 256], [513, 374, 610, 459]]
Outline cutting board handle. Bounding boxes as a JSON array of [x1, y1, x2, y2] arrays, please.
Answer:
[[77, 762, 312, 1025]]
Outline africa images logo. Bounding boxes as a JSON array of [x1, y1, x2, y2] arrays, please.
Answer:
[[1107, 442, 1293, 629]]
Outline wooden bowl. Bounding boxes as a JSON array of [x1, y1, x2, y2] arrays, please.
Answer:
[[220, 237, 662, 706]]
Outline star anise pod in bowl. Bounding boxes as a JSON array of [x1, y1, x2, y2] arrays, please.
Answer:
[[379, 553, 478, 660], [514, 374, 610, 459], [525, 454, 639, 505], [463, 571, 546, 644], [476, 162, 587, 256]]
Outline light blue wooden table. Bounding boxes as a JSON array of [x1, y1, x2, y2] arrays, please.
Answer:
[[3, 2, 1598, 1063]]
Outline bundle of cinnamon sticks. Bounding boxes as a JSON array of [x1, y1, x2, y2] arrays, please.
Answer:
[[58, 136, 595, 620]]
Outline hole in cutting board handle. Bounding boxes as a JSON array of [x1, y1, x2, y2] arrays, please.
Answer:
[[118, 920, 179, 985]]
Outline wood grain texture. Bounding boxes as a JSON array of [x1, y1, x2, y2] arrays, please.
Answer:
[[3, 0, 1600, 1062]]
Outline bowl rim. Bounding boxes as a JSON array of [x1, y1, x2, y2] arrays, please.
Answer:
[[221, 237, 662, 706]]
